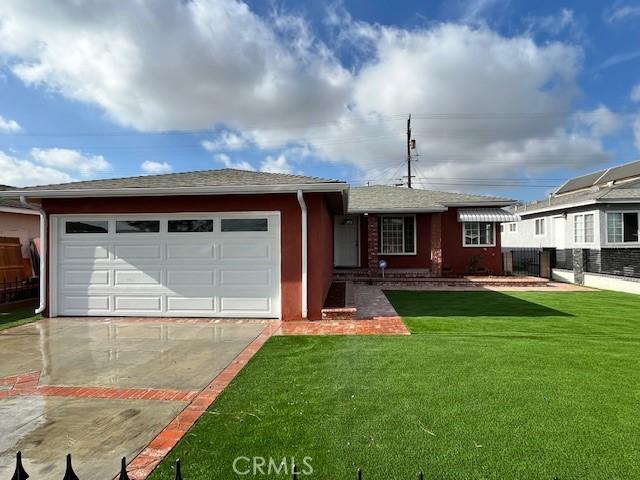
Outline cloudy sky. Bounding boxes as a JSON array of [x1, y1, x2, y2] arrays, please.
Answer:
[[0, 0, 639, 200]]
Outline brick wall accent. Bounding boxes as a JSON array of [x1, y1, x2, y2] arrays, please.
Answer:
[[366, 214, 379, 272], [430, 213, 443, 276]]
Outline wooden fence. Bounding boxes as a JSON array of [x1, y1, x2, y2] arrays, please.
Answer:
[[0, 237, 26, 283]]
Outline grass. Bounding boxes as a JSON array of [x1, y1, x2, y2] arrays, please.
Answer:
[[150, 291, 640, 479], [0, 303, 41, 331]]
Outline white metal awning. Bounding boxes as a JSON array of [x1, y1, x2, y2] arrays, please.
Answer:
[[457, 208, 519, 223]]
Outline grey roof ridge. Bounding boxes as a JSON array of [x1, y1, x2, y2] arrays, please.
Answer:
[[358, 183, 513, 203], [6, 167, 345, 191]]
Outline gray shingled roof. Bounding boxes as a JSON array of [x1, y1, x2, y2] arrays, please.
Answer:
[[515, 178, 640, 215], [555, 159, 640, 194], [0, 185, 28, 209], [347, 185, 513, 213], [3, 169, 343, 192]]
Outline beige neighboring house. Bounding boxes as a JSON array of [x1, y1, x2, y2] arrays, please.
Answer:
[[0, 186, 39, 259]]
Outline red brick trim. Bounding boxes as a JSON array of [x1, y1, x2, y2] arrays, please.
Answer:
[[276, 317, 409, 336], [0, 371, 199, 402], [125, 321, 280, 479]]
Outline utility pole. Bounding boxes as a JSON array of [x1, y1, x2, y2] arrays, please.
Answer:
[[406, 114, 413, 188]]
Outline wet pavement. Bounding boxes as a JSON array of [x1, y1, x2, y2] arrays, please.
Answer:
[[0, 317, 266, 479]]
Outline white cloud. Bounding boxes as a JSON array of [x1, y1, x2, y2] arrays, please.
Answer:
[[0, 0, 350, 132], [141, 160, 172, 174], [523, 8, 582, 39], [201, 130, 250, 151], [213, 153, 254, 171], [30, 148, 110, 177], [0, 115, 21, 133], [260, 154, 293, 174], [573, 106, 623, 138], [0, 151, 73, 187], [594, 50, 640, 72], [0, 2, 618, 192], [631, 84, 640, 102], [605, 5, 640, 23]]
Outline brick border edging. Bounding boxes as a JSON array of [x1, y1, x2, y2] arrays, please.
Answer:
[[125, 321, 280, 479]]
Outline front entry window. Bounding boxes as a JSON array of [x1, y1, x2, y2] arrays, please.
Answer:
[[378, 216, 415, 254]]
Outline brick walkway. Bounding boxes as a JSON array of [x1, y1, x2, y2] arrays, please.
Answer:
[[276, 317, 409, 336]]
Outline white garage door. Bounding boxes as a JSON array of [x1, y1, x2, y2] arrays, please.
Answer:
[[53, 213, 281, 318]]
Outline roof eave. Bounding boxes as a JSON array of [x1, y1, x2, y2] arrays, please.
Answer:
[[0, 182, 349, 199], [347, 206, 448, 214], [441, 200, 515, 207], [515, 199, 597, 216]]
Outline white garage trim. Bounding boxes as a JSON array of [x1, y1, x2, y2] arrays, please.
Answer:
[[50, 212, 281, 319]]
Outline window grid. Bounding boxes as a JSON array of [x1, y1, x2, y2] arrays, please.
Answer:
[[378, 216, 415, 254], [463, 222, 494, 246]]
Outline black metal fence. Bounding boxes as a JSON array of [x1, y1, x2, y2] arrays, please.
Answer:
[[0, 278, 38, 305], [503, 248, 541, 277], [553, 249, 573, 270]]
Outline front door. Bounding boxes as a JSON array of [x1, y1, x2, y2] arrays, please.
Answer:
[[334, 215, 359, 267]]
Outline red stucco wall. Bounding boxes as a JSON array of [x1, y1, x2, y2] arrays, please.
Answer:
[[42, 193, 334, 321], [441, 208, 503, 275], [305, 193, 334, 319]]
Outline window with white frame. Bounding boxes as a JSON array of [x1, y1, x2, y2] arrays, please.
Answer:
[[607, 212, 639, 243], [378, 216, 415, 254], [463, 222, 494, 246], [535, 218, 545, 236], [574, 214, 594, 243], [509, 223, 517, 233]]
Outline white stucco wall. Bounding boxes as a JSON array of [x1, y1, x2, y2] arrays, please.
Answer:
[[583, 273, 640, 294]]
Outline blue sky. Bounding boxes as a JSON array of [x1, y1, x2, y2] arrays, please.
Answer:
[[0, 0, 639, 200]]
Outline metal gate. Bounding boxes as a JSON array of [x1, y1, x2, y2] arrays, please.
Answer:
[[503, 248, 541, 277]]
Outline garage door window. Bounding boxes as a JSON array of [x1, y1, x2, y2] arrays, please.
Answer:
[[65, 221, 108, 234], [116, 220, 160, 233], [221, 218, 268, 232], [168, 219, 214, 233]]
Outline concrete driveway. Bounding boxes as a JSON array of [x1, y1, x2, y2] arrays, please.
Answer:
[[0, 317, 267, 479]]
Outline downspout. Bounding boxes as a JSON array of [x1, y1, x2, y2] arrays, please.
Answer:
[[296, 190, 308, 319], [20, 196, 46, 314]]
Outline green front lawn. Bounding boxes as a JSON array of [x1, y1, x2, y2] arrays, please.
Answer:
[[0, 304, 41, 331], [150, 291, 640, 479]]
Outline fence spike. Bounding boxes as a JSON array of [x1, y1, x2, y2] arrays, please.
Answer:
[[292, 464, 299, 480], [62, 454, 79, 480], [175, 459, 183, 480], [118, 457, 130, 480], [11, 451, 29, 480], [356, 467, 362, 479]]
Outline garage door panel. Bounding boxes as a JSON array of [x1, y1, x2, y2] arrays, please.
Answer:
[[115, 296, 162, 312], [220, 242, 271, 261], [167, 296, 216, 312], [166, 243, 215, 260], [220, 269, 270, 287], [220, 297, 271, 313], [62, 269, 110, 287], [62, 295, 110, 313], [57, 214, 280, 318], [115, 244, 162, 260], [63, 244, 110, 261], [114, 269, 162, 286], [167, 270, 215, 286]]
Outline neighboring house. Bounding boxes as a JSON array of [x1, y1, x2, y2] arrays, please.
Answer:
[[0, 169, 515, 321], [0, 186, 40, 260], [503, 159, 640, 286]]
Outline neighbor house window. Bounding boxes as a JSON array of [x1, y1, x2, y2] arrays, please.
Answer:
[[574, 214, 594, 243], [116, 220, 160, 233], [65, 221, 108, 234], [607, 212, 639, 243], [509, 223, 517, 233], [463, 222, 494, 246], [535, 218, 545, 236], [378, 216, 415, 254]]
